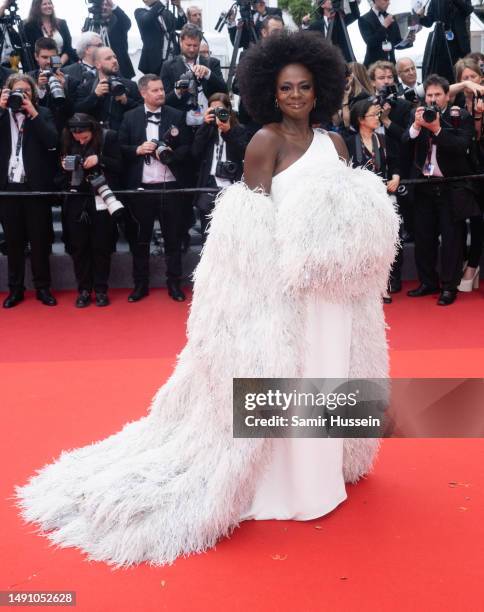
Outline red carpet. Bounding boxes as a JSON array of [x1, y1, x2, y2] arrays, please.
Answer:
[[1, 284, 483, 611]]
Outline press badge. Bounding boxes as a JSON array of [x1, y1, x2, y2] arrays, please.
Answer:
[[9, 158, 25, 183], [382, 40, 392, 52]]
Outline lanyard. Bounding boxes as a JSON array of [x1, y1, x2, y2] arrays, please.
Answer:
[[215, 134, 225, 163], [12, 112, 25, 158]]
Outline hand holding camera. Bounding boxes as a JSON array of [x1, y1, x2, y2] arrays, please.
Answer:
[[0, 88, 10, 110], [136, 141, 158, 156], [83, 155, 99, 170], [95, 80, 111, 97], [191, 65, 210, 80], [414, 105, 441, 133]]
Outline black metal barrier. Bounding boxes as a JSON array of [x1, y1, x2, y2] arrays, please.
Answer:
[[1, 173, 484, 201]]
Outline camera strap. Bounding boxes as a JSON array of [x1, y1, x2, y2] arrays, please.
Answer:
[[8, 111, 26, 183], [215, 133, 226, 163]]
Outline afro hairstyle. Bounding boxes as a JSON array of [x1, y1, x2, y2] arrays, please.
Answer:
[[237, 30, 346, 125]]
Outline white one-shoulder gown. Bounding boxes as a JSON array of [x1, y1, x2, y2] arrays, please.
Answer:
[[240, 131, 351, 521]]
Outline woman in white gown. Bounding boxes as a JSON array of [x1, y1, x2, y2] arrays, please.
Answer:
[[16, 32, 399, 566]]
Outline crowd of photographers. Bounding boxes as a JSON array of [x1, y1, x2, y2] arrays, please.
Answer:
[[0, 0, 483, 309]]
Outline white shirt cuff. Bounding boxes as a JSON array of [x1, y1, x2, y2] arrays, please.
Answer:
[[409, 124, 421, 139]]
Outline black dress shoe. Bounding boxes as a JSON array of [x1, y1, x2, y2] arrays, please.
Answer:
[[389, 280, 402, 294], [75, 290, 91, 308], [36, 288, 57, 306], [128, 285, 149, 302], [407, 284, 440, 298], [3, 291, 24, 309], [437, 290, 457, 306], [383, 295, 393, 304], [95, 292, 110, 307], [167, 280, 186, 302]]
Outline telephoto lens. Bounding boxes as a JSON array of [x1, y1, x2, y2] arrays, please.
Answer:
[[6, 89, 24, 112], [88, 174, 125, 217], [48, 76, 66, 105]]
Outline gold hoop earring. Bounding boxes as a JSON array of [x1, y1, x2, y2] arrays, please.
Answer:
[[313, 99, 317, 109], [275, 99, 279, 109]]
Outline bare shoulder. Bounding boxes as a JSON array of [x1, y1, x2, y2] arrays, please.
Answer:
[[246, 125, 284, 158], [327, 131, 349, 163], [244, 125, 282, 192]]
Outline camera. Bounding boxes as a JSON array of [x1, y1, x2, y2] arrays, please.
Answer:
[[6, 88, 25, 112], [175, 71, 199, 110], [215, 160, 238, 181], [107, 77, 127, 97], [209, 107, 230, 123], [376, 84, 399, 108], [63, 154, 83, 172], [149, 126, 180, 166], [422, 103, 438, 123], [88, 173, 124, 218]]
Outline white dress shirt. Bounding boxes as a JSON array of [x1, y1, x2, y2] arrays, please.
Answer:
[[142, 105, 176, 184]]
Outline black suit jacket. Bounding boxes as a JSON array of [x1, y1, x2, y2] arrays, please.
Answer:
[[402, 107, 475, 177], [0, 106, 58, 189], [22, 19, 77, 65], [74, 73, 142, 131], [192, 122, 247, 186], [62, 62, 96, 87], [358, 10, 402, 67], [135, 1, 187, 75], [118, 104, 193, 188], [307, 5, 360, 63], [229, 7, 282, 48], [420, 0, 473, 62], [104, 7, 135, 79], [161, 55, 227, 110]]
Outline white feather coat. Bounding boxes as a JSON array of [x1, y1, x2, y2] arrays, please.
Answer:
[[16, 160, 400, 567]]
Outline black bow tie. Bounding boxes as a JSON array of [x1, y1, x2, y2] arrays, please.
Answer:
[[379, 11, 388, 17], [146, 111, 161, 119]]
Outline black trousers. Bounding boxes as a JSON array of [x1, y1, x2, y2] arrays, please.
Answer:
[[127, 182, 183, 285], [414, 182, 465, 291], [63, 197, 114, 293], [0, 183, 53, 291]]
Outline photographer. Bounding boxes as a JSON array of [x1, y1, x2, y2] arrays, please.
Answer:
[[343, 96, 400, 303], [396, 57, 423, 100], [358, 0, 402, 67], [118, 74, 192, 303], [135, 0, 187, 76], [58, 113, 122, 307], [23, 0, 77, 66], [93, 0, 135, 79], [0, 73, 58, 308], [302, 0, 360, 63], [63, 32, 102, 87], [227, 0, 282, 48], [403, 74, 479, 306], [29, 37, 78, 132], [451, 58, 484, 293], [192, 93, 247, 241], [161, 24, 227, 127], [0, 0, 22, 70], [74, 46, 142, 131]]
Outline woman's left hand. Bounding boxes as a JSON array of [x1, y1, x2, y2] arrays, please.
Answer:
[[386, 175, 400, 193], [83, 155, 99, 170]]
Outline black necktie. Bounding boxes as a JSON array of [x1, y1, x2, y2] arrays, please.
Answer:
[[379, 11, 388, 17]]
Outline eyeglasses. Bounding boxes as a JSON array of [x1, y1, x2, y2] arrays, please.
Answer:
[[89, 43, 103, 48], [364, 111, 382, 118]]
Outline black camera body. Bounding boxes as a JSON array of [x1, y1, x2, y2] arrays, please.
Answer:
[[422, 103, 438, 123], [210, 107, 230, 123], [6, 88, 25, 112], [376, 84, 399, 108], [175, 71, 199, 110], [149, 126, 180, 166], [215, 160, 238, 181], [106, 77, 127, 97]]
